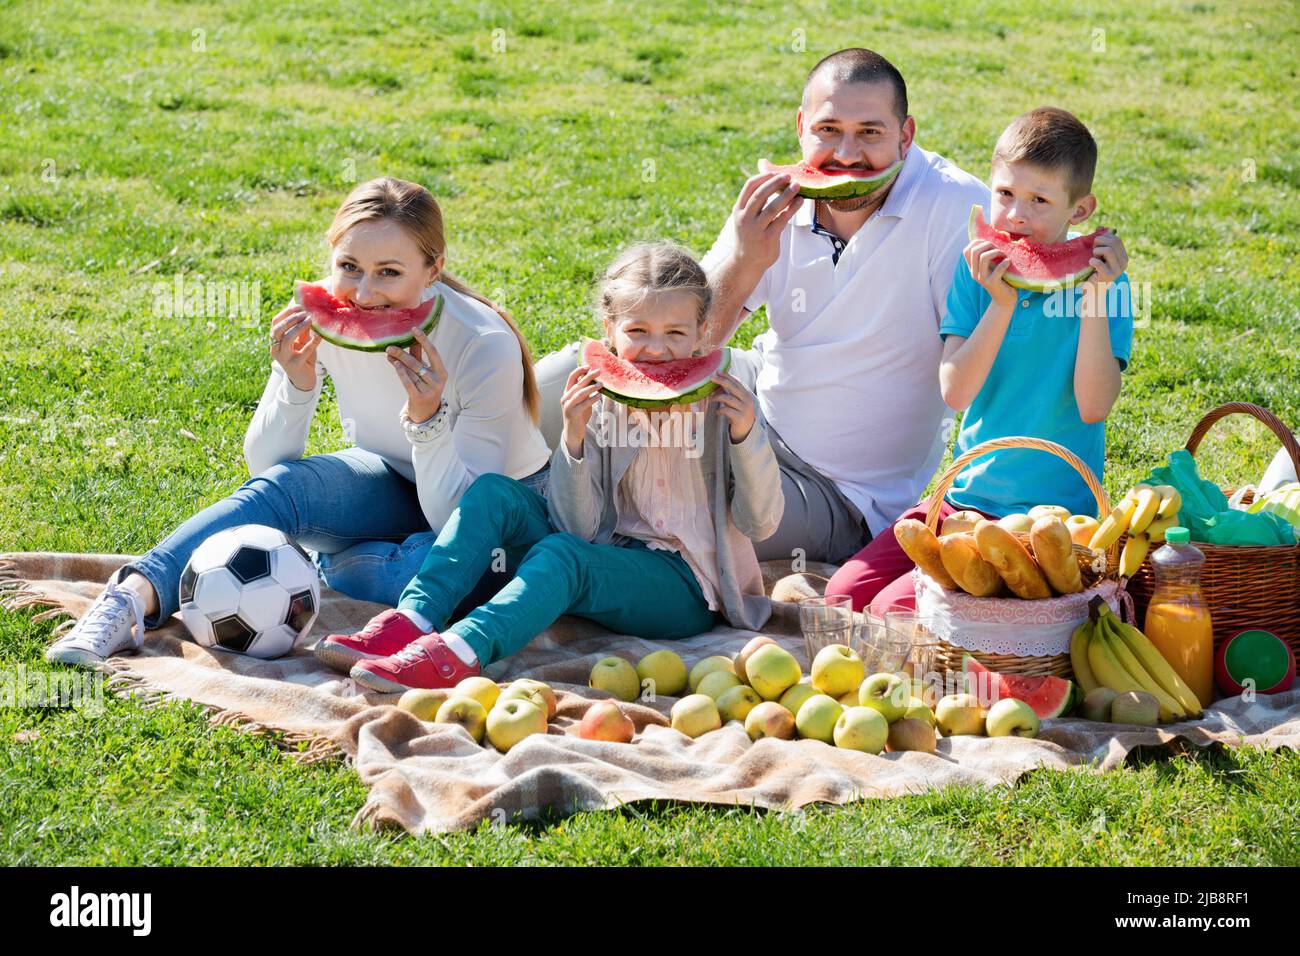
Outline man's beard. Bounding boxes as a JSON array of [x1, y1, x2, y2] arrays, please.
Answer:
[[824, 193, 884, 213]]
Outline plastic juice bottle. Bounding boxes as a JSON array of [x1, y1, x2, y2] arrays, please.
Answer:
[[1142, 528, 1215, 707]]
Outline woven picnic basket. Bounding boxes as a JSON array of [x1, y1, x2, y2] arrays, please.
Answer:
[[914, 436, 1122, 679], [1123, 402, 1300, 660]]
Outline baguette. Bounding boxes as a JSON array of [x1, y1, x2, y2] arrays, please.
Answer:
[[938, 532, 1005, 597], [894, 519, 959, 590], [1029, 515, 1083, 595], [974, 519, 1052, 599]]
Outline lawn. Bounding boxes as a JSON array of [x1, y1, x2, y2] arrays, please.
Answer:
[[1, 0, 1298, 864]]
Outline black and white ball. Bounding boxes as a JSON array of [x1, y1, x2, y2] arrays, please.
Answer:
[[178, 524, 320, 659]]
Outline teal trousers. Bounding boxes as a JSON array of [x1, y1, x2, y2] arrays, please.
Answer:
[[397, 473, 718, 666]]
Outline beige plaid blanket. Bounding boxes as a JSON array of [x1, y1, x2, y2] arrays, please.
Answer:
[[3, 551, 1298, 834]]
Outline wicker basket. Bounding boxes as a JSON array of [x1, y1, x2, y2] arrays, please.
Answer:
[[917, 436, 1120, 679], [1124, 402, 1300, 660]]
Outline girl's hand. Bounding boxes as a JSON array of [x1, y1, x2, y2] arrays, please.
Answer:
[[1085, 231, 1127, 285], [710, 372, 757, 444], [963, 239, 1018, 309], [269, 304, 321, 391], [561, 365, 602, 459], [387, 327, 447, 423]]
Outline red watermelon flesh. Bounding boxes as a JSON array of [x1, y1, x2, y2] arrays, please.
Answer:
[[758, 158, 903, 201], [581, 338, 730, 409], [967, 205, 1107, 292], [294, 280, 442, 352], [962, 654, 1075, 718]]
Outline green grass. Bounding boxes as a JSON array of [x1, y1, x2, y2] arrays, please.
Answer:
[[2, 0, 1299, 864]]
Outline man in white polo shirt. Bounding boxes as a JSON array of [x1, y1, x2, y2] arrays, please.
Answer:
[[700, 47, 988, 563]]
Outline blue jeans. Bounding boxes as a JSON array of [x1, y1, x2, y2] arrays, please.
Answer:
[[123, 447, 549, 629], [398, 473, 718, 667]]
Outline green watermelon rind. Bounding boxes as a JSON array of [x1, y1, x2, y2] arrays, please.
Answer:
[[591, 344, 732, 409], [961, 653, 1075, 719], [760, 158, 904, 201], [295, 282, 444, 352], [966, 204, 1098, 293]]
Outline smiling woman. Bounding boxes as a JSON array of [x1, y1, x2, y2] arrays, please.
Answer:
[[44, 177, 553, 669]]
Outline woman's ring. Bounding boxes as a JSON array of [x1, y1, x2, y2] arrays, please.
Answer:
[[417, 365, 430, 380]]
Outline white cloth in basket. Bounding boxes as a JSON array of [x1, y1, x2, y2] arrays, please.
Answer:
[[913, 569, 1121, 658]]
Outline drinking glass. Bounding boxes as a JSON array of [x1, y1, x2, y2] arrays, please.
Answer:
[[799, 594, 854, 663]]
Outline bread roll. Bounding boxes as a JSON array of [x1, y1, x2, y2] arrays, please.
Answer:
[[1029, 516, 1083, 595], [894, 519, 959, 590], [939, 532, 1004, 597], [974, 519, 1052, 599], [940, 510, 984, 536]]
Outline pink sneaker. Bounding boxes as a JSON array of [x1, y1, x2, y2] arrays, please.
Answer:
[[314, 609, 428, 674], [350, 633, 480, 694]]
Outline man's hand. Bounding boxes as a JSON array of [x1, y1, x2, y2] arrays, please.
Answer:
[[731, 171, 803, 272]]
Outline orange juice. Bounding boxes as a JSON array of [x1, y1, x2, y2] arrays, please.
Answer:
[[1143, 528, 1215, 708], [1143, 601, 1215, 707]]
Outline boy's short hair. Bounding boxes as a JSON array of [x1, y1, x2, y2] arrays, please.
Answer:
[[993, 107, 1097, 201], [803, 48, 908, 124]]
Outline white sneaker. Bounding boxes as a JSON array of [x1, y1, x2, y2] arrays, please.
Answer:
[[45, 576, 147, 667]]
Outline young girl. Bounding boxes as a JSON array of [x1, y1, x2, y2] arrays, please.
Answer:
[[316, 242, 784, 691], [47, 177, 551, 666]]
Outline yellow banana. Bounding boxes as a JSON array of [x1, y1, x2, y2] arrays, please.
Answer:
[[1128, 485, 1161, 535], [1144, 514, 1180, 544], [1089, 494, 1137, 550], [1087, 619, 1145, 697], [1099, 613, 1185, 721], [1070, 619, 1100, 694], [1153, 485, 1182, 521], [1119, 533, 1151, 577], [1110, 616, 1202, 718]]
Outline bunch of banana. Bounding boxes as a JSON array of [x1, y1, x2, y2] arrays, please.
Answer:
[[1088, 483, 1182, 576], [1070, 595, 1203, 722]]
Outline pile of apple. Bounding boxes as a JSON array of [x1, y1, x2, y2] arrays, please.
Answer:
[[589, 639, 1042, 755], [396, 676, 559, 753]]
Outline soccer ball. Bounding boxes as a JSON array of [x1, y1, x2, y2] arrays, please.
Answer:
[[178, 524, 321, 659]]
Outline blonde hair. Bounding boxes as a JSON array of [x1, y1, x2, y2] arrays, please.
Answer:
[[327, 177, 540, 423], [596, 241, 711, 353]]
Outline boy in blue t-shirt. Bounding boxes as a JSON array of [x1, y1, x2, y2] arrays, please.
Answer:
[[825, 106, 1132, 614]]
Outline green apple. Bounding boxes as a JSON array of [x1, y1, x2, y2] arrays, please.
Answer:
[[985, 697, 1040, 738], [794, 694, 844, 743], [508, 678, 557, 719], [886, 716, 937, 753], [1110, 690, 1159, 726], [833, 706, 889, 754], [577, 699, 634, 743], [811, 643, 865, 698], [454, 675, 501, 712], [486, 697, 548, 752], [397, 687, 452, 722], [1081, 686, 1118, 722], [903, 697, 937, 728], [435, 695, 488, 743], [996, 513, 1035, 533], [636, 649, 688, 698], [837, 689, 860, 707], [497, 684, 548, 717], [858, 672, 909, 722], [697, 669, 743, 701], [935, 693, 986, 736], [589, 656, 641, 702], [716, 684, 762, 724], [671, 693, 721, 739], [1029, 504, 1071, 522], [779, 681, 819, 717], [1065, 514, 1101, 547], [745, 644, 803, 701], [734, 635, 778, 685], [744, 701, 796, 741], [689, 655, 736, 692]]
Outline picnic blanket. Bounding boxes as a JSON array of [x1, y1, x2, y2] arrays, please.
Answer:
[[3, 551, 1298, 835]]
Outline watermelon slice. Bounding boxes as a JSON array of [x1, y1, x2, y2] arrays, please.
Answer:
[[966, 205, 1107, 293], [294, 280, 443, 352], [758, 158, 904, 201], [962, 654, 1075, 719], [581, 338, 730, 409]]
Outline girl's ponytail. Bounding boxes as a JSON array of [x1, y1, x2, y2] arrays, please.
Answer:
[[328, 177, 541, 423]]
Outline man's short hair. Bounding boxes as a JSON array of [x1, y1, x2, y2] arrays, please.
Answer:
[[803, 48, 908, 124], [993, 107, 1098, 201]]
